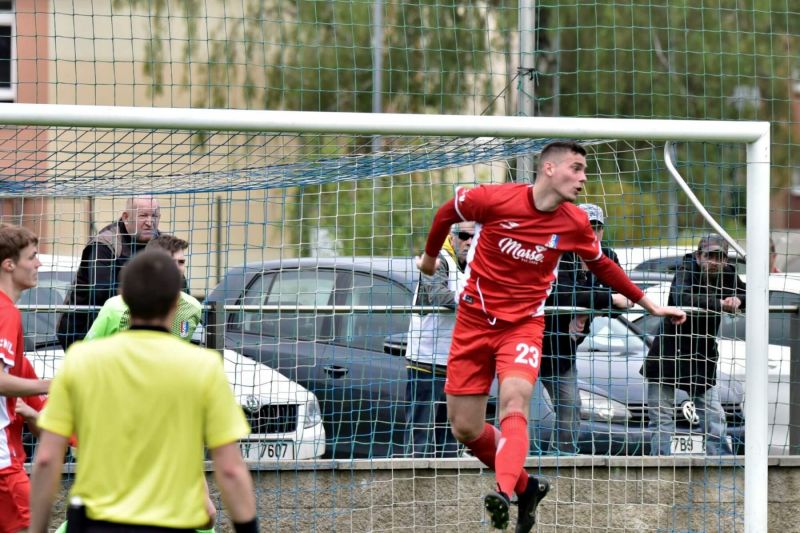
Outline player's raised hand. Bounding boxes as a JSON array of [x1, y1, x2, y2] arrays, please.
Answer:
[[654, 305, 687, 325], [637, 295, 687, 325], [416, 253, 440, 276]]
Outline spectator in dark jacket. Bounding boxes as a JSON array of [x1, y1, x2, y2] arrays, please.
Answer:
[[56, 196, 161, 349], [539, 204, 632, 454], [641, 233, 745, 455]]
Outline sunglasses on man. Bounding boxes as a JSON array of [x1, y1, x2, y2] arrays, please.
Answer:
[[457, 231, 474, 241]]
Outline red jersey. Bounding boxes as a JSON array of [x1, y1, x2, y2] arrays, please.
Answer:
[[424, 183, 644, 323], [0, 290, 45, 474]]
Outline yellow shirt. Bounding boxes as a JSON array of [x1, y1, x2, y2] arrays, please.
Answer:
[[37, 329, 250, 528]]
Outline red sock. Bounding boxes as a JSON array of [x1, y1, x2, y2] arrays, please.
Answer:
[[465, 422, 529, 496], [495, 412, 530, 497], [464, 423, 501, 469]]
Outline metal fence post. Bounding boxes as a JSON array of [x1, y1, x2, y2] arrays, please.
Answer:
[[206, 300, 224, 354], [790, 309, 800, 454]]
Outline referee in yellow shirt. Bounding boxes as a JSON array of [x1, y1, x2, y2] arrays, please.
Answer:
[[29, 251, 258, 533]]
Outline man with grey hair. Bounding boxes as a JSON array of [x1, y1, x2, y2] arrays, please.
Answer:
[[641, 233, 745, 455], [57, 196, 162, 349], [405, 221, 474, 458]]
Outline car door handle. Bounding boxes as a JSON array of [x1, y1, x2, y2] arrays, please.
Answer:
[[323, 365, 350, 378]]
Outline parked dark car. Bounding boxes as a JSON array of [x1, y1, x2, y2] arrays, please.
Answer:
[[206, 257, 417, 459], [207, 257, 746, 459]]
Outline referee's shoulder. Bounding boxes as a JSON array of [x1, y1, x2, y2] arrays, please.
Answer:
[[171, 337, 223, 362]]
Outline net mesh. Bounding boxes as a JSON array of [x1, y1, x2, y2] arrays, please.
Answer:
[[14, 125, 756, 531], [2, 0, 797, 529]]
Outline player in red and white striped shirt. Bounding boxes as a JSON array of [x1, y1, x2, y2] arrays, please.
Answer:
[[0, 225, 50, 533], [417, 141, 686, 532]]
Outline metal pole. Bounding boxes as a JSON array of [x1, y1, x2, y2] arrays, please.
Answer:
[[790, 309, 800, 454], [0, 104, 770, 142], [744, 128, 770, 533], [371, 0, 383, 153], [206, 300, 224, 353], [516, 0, 535, 182], [215, 196, 222, 286], [666, 144, 678, 241]]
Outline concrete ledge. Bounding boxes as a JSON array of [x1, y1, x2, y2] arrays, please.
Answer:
[[43, 456, 800, 532]]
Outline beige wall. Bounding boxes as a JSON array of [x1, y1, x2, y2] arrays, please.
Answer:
[[38, 1, 288, 290], [0, 1, 50, 246]]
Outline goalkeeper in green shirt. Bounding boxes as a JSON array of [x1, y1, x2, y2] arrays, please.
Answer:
[[85, 234, 202, 342]]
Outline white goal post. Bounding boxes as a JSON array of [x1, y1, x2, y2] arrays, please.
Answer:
[[0, 104, 770, 532]]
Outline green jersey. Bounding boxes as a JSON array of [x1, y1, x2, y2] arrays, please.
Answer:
[[85, 292, 203, 342]]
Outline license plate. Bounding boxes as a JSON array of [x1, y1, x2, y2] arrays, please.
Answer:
[[240, 440, 295, 461], [670, 435, 705, 454]]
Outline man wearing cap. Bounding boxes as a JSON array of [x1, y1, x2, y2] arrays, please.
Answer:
[[641, 233, 746, 455], [539, 203, 632, 454]]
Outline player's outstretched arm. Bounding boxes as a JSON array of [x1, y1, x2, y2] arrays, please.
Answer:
[[0, 367, 49, 396], [416, 253, 440, 276], [418, 196, 464, 275], [637, 295, 687, 325]]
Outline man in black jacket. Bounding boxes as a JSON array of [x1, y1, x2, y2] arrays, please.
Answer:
[[641, 233, 745, 455], [539, 204, 632, 454], [56, 196, 161, 349]]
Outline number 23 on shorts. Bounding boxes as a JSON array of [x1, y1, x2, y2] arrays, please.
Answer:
[[515, 343, 540, 368]]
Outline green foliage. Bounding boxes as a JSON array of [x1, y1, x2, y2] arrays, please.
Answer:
[[535, 0, 798, 185], [286, 173, 450, 257], [116, 0, 495, 114]]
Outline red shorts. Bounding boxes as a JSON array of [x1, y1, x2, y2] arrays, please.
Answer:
[[444, 305, 545, 396], [0, 469, 30, 533]]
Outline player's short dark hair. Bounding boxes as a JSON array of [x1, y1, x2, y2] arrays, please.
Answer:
[[538, 140, 587, 169], [0, 224, 38, 264], [120, 251, 181, 320], [145, 234, 189, 256]]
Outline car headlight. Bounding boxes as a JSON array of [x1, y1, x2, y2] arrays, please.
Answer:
[[579, 389, 632, 423], [303, 398, 323, 429]]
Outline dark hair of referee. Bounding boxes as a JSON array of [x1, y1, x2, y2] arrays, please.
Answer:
[[120, 250, 181, 321]]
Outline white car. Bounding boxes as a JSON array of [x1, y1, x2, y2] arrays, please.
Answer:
[[630, 273, 800, 454], [20, 255, 326, 462]]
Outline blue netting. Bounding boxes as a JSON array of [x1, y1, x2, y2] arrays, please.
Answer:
[[0, 131, 603, 197]]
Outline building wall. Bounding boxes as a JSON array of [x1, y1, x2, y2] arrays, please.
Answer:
[[0, 0, 50, 247], [40, 1, 286, 290]]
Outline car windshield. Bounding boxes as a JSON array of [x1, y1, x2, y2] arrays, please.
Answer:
[[18, 271, 73, 350], [577, 316, 648, 355]]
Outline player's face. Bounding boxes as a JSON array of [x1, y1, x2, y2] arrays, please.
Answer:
[[547, 152, 587, 202], [122, 198, 161, 242], [10, 244, 41, 291], [172, 249, 187, 277]]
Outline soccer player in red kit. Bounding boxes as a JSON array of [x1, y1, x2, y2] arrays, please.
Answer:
[[417, 141, 687, 532], [0, 224, 50, 533]]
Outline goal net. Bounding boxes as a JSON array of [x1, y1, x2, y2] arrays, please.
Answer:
[[3, 107, 770, 532]]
